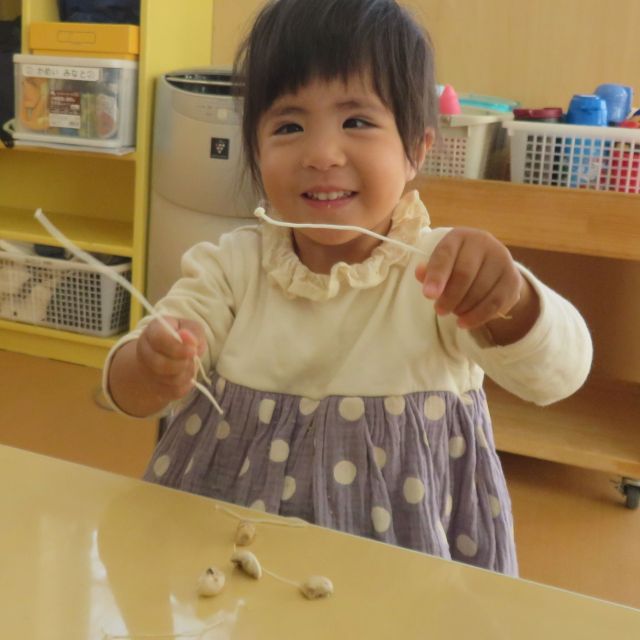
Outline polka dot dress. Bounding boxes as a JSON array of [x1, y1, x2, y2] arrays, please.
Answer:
[[144, 376, 518, 576]]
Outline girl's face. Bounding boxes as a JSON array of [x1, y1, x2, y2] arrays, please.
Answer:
[[257, 73, 426, 272]]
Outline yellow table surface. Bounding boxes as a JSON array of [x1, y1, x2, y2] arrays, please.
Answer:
[[2, 444, 639, 640]]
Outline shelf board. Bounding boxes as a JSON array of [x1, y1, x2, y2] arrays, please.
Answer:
[[488, 379, 640, 478], [411, 177, 640, 262], [0, 207, 133, 257], [0, 143, 136, 162], [0, 319, 121, 368]]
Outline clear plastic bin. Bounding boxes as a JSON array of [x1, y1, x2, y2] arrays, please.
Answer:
[[13, 53, 137, 149], [504, 120, 640, 193], [422, 111, 511, 180], [0, 249, 131, 337]]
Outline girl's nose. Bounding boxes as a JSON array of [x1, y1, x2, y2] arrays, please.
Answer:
[[301, 133, 347, 171]]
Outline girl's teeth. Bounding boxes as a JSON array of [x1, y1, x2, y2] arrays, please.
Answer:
[[308, 191, 352, 201]]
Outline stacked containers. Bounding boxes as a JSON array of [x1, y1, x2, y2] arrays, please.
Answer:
[[13, 22, 138, 150]]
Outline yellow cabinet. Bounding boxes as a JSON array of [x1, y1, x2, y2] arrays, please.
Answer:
[[0, 0, 214, 368]]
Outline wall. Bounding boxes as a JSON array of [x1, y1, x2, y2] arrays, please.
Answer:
[[211, 0, 640, 384]]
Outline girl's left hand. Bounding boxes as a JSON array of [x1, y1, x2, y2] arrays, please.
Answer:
[[415, 228, 538, 339]]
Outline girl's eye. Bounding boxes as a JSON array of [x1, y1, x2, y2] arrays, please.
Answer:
[[343, 117, 372, 129], [274, 123, 303, 135]]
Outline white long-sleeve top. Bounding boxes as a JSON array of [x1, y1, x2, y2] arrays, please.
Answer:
[[103, 190, 592, 412]]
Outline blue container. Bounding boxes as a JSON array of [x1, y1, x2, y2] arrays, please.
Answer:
[[566, 94, 608, 125], [565, 95, 607, 187], [595, 84, 633, 124]]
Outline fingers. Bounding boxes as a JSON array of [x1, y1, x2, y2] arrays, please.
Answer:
[[419, 231, 463, 300], [136, 317, 207, 399], [456, 270, 523, 329], [418, 229, 523, 329]]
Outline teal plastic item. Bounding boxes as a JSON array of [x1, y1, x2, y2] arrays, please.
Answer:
[[458, 93, 519, 113]]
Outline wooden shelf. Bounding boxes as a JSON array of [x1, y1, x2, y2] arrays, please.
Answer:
[[0, 319, 121, 368], [0, 207, 133, 257], [410, 177, 640, 262], [488, 379, 640, 478], [0, 144, 137, 161]]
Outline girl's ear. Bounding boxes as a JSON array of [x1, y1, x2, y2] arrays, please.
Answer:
[[415, 128, 434, 168], [406, 129, 435, 181]]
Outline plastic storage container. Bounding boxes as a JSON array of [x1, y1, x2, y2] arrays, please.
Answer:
[[0, 249, 131, 337], [504, 120, 640, 193], [13, 53, 137, 149], [422, 111, 512, 179], [30, 22, 139, 60]]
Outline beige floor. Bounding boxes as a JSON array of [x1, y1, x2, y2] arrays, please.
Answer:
[[1, 350, 638, 610]]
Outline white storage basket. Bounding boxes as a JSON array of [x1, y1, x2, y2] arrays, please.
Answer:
[[0, 250, 131, 336], [504, 120, 640, 193], [423, 112, 509, 179]]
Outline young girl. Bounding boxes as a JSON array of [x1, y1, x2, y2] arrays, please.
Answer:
[[104, 0, 592, 576]]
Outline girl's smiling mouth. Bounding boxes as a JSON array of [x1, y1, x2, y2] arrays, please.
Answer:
[[302, 190, 357, 207]]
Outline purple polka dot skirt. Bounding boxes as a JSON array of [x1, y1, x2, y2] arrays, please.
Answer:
[[144, 376, 518, 576]]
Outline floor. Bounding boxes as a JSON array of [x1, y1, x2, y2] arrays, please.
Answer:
[[1, 350, 639, 610], [502, 452, 640, 610]]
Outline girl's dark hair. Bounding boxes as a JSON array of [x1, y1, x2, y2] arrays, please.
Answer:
[[233, 0, 438, 189]]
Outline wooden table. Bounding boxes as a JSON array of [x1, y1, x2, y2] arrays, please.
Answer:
[[2, 445, 639, 639]]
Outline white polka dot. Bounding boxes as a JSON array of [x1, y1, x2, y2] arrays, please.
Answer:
[[184, 413, 202, 436], [424, 395, 446, 421], [436, 520, 448, 546], [215, 377, 226, 397], [184, 457, 194, 476], [339, 397, 365, 421], [269, 439, 290, 463], [456, 534, 478, 557], [299, 397, 320, 415], [216, 420, 231, 439], [489, 495, 501, 518], [373, 447, 387, 469], [333, 460, 357, 485], [476, 423, 489, 448], [384, 396, 405, 415], [449, 436, 466, 459], [153, 455, 170, 478], [444, 494, 453, 517], [239, 457, 250, 477], [250, 499, 266, 512], [423, 430, 429, 447], [259, 398, 276, 423], [371, 506, 392, 533], [461, 393, 474, 406], [403, 477, 426, 504], [282, 476, 296, 501]]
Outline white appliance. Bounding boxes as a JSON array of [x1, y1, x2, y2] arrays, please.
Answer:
[[147, 68, 257, 303]]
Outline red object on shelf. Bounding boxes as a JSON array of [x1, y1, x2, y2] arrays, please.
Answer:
[[603, 148, 640, 192]]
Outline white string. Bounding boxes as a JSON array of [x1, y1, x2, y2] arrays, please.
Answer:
[[262, 566, 301, 589], [253, 206, 429, 257], [34, 209, 223, 415], [215, 504, 308, 528]]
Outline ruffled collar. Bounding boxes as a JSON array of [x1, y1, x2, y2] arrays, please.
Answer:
[[261, 190, 430, 301]]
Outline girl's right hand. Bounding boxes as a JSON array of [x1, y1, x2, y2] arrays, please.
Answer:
[[136, 316, 207, 402]]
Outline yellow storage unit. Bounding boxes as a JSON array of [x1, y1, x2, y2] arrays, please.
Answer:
[[30, 21, 139, 59], [0, 0, 214, 368]]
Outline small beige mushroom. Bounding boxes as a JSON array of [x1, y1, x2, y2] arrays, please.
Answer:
[[300, 575, 334, 600], [235, 521, 256, 546], [197, 567, 226, 597], [231, 550, 262, 579]]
